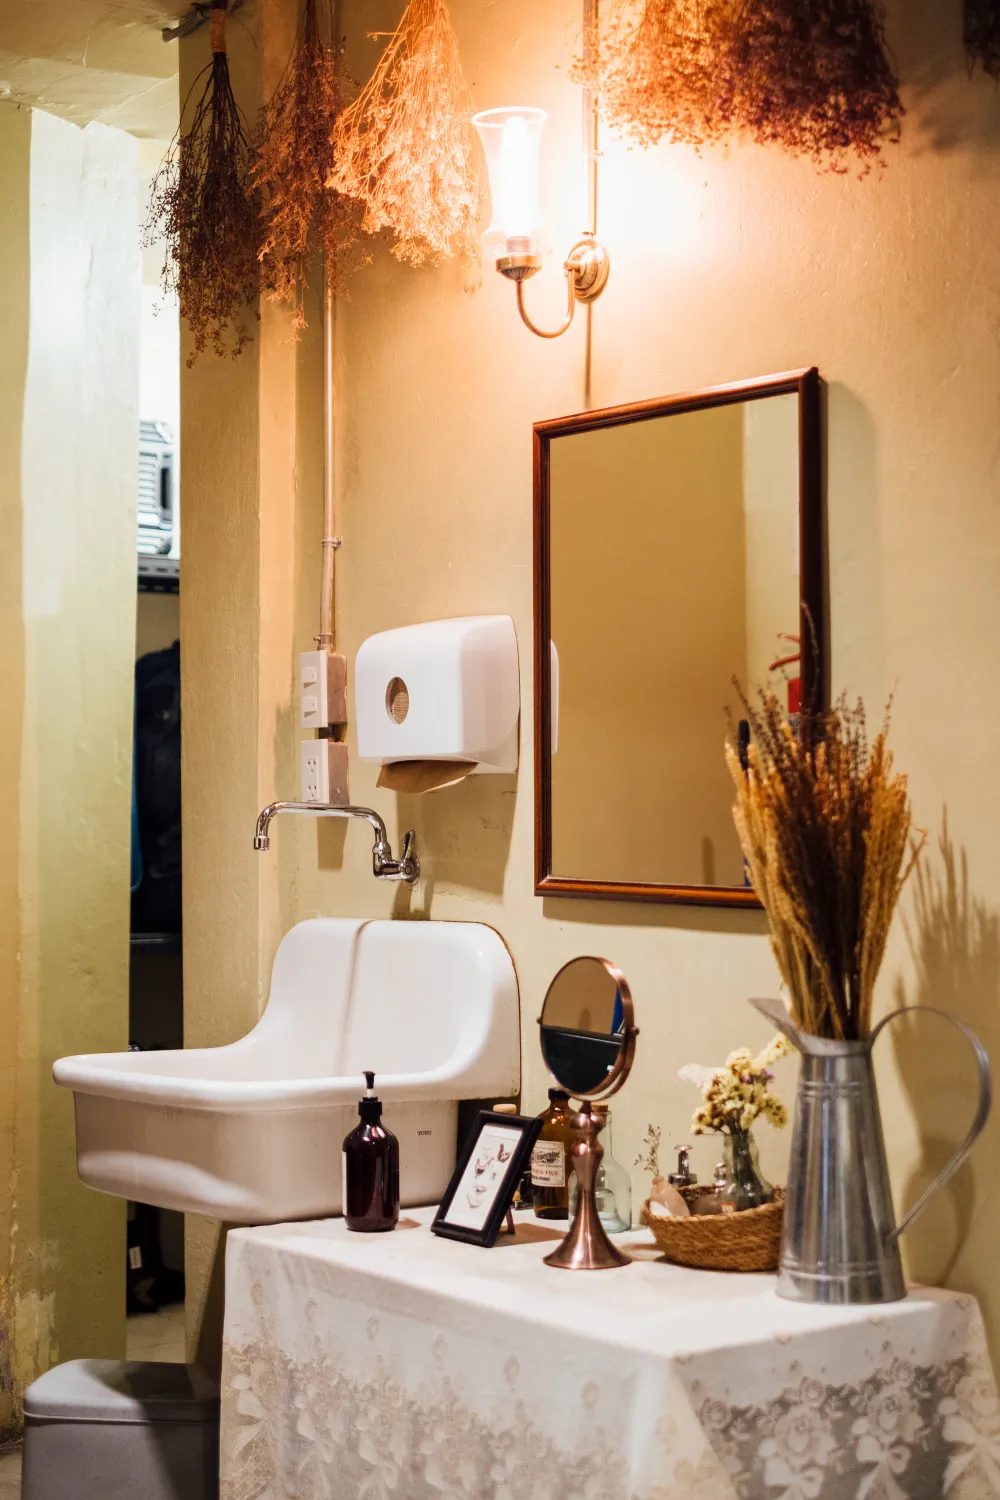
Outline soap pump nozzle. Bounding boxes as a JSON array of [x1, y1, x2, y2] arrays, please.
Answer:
[[359, 1070, 382, 1123], [668, 1144, 697, 1188]]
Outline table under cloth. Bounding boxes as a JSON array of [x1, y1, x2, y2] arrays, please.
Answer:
[[220, 1207, 1000, 1500]]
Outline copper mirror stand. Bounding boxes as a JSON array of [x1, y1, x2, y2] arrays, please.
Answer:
[[540, 960, 638, 1271]]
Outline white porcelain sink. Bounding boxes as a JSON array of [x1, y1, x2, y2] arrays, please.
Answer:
[[54, 919, 520, 1225]]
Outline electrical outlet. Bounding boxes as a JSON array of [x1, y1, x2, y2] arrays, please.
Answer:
[[301, 739, 328, 802], [301, 739, 350, 804]]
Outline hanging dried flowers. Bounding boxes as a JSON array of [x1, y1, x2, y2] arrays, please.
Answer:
[[965, 0, 1000, 78], [589, 0, 902, 171], [327, 0, 479, 268], [252, 0, 362, 327], [145, 2, 261, 362], [720, 0, 903, 172], [587, 0, 732, 149]]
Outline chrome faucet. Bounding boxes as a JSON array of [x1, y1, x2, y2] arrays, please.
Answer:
[[253, 801, 419, 882]]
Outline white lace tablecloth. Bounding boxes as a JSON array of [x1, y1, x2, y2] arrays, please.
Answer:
[[220, 1207, 1000, 1500]]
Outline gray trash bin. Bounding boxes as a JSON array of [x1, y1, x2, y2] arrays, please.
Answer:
[[22, 1359, 219, 1500]]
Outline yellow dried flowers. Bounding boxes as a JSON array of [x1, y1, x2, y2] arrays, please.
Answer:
[[679, 1034, 792, 1136]]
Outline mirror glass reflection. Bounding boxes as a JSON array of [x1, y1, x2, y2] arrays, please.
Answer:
[[548, 391, 803, 893], [540, 956, 628, 1098]]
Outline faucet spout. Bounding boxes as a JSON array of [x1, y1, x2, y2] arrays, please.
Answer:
[[253, 801, 419, 883]]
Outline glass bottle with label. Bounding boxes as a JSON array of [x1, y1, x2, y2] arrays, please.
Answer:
[[568, 1108, 632, 1233], [531, 1088, 574, 1220]]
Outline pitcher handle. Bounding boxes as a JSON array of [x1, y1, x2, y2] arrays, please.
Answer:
[[870, 1005, 992, 1245]]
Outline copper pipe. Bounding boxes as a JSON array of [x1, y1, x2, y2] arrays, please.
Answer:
[[317, 262, 340, 651]]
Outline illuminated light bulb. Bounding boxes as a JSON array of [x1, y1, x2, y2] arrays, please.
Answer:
[[472, 106, 546, 263]]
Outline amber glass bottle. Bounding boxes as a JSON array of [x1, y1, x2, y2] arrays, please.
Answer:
[[342, 1072, 400, 1232], [531, 1088, 574, 1220]]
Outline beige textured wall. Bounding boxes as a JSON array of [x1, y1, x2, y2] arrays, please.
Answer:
[[183, 0, 1000, 1362], [549, 405, 746, 886], [0, 104, 137, 1430]]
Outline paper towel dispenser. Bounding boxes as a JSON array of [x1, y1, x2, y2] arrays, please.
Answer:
[[355, 616, 519, 789]]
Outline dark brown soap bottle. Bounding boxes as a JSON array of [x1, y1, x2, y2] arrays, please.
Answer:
[[531, 1088, 574, 1220], [342, 1072, 400, 1232]]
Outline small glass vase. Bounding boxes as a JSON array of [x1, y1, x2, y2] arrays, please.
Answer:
[[719, 1126, 774, 1212], [568, 1110, 632, 1233]]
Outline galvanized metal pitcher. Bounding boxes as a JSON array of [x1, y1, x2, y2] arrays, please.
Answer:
[[751, 997, 992, 1304]]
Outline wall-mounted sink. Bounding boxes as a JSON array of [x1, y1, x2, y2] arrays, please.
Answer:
[[54, 919, 520, 1225]]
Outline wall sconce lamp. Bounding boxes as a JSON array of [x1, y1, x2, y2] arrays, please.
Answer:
[[472, 5, 608, 340]]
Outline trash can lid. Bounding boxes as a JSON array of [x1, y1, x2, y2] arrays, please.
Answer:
[[24, 1360, 220, 1425]]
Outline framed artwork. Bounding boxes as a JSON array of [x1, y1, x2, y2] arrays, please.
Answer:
[[431, 1111, 542, 1247]]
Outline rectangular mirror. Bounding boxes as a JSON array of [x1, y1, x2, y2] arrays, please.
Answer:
[[534, 368, 824, 907]]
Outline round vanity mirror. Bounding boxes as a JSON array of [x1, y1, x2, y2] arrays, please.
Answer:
[[538, 957, 638, 1272], [539, 957, 635, 1101]]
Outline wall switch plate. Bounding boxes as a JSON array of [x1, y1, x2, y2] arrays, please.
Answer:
[[300, 650, 349, 730], [301, 738, 350, 805]]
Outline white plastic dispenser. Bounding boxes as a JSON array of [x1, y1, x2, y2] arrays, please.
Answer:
[[355, 616, 519, 791]]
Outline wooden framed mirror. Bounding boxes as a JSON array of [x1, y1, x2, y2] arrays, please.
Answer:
[[533, 368, 824, 907]]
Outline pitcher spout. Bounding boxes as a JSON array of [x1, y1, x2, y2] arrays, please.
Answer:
[[749, 997, 870, 1057], [749, 996, 806, 1052]]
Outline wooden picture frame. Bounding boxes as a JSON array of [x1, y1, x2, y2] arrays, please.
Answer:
[[533, 367, 825, 908], [431, 1111, 542, 1248]]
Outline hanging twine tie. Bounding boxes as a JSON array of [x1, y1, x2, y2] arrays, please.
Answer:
[[211, 4, 227, 54]]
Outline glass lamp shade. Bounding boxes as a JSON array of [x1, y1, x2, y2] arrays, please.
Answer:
[[471, 106, 546, 263]]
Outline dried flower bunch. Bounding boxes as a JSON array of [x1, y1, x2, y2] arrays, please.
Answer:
[[589, 0, 733, 149], [679, 1035, 792, 1135], [328, 0, 478, 267], [727, 691, 924, 1041], [589, 0, 902, 170], [145, 3, 261, 362], [252, 0, 361, 327], [720, 0, 903, 171], [965, 0, 1000, 77]]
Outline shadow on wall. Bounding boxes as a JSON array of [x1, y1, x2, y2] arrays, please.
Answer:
[[890, 818, 1000, 1287], [890, 0, 1000, 154], [542, 894, 769, 936], [392, 774, 517, 901]]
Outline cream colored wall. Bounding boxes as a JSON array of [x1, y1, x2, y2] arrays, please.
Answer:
[[183, 0, 1000, 1363], [549, 406, 746, 886], [0, 104, 137, 1429]]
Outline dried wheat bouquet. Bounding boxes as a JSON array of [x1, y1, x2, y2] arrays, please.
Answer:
[[726, 691, 924, 1040], [327, 0, 478, 267]]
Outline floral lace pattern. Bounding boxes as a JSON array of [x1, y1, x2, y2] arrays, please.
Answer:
[[691, 1356, 1000, 1500], [220, 1226, 1000, 1500], [223, 1324, 1000, 1500], [223, 1320, 645, 1500]]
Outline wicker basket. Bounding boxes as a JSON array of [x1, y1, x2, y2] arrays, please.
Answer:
[[641, 1186, 785, 1273]]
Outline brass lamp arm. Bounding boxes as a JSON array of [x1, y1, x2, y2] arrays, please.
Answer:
[[501, 236, 610, 341], [515, 264, 578, 339]]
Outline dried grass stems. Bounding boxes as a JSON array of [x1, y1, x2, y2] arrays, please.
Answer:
[[965, 0, 1000, 77], [145, 4, 261, 363], [726, 691, 925, 1040], [327, 0, 479, 268], [252, 0, 363, 327], [586, 0, 733, 149], [587, 0, 902, 171]]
